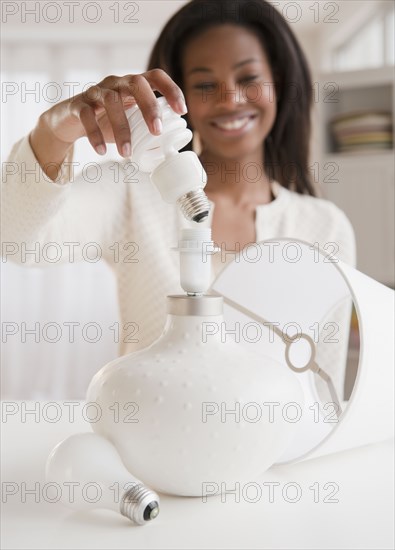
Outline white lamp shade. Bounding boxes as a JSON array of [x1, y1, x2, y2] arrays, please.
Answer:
[[210, 239, 394, 463]]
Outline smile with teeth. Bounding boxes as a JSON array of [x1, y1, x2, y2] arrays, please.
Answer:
[[212, 115, 256, 131]]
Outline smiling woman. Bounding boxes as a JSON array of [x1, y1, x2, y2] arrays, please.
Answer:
[[146, 1, 345, 255], [148, 0, 315, 197], [179, 24, 279, 250], [2, 0, 356, 400]]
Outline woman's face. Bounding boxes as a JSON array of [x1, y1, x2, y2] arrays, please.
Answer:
[[181, 24, 277, 161]]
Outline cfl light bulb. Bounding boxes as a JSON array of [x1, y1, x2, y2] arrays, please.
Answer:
[[45, 433, 160, 525], [126, 97, 210, 223]]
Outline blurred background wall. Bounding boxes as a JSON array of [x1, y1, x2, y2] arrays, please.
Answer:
[[1, 0, 394, 399]]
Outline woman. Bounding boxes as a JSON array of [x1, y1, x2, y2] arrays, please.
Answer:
[[3, 0, 355, 399]]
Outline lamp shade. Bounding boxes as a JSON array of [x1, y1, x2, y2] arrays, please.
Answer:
[[209, 239, 394, 463]]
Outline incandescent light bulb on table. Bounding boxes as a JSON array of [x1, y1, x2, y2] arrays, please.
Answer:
[[45, 432, 160, 525]]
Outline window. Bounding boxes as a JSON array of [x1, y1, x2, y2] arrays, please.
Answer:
[[1, 40, 147, 399], [385, 6, 395, 65], [333, 4, 394, 71]]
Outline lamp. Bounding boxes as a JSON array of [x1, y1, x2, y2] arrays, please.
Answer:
[[47, 231, 393, 510], [85, 231, 305, 496], [84, 234, 393, 495]]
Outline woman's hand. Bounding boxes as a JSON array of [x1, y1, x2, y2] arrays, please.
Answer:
[[30, 70, 187, 180]]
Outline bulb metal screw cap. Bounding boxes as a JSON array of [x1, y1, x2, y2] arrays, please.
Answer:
[[120, 484, 160, 525], [177, 189, 210, 223]]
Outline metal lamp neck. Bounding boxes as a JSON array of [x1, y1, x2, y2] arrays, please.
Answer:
[[166, 295, 223, 316]]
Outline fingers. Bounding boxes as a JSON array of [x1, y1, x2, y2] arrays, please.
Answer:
[[72, 70, 187, 157], [125, 70, 187, 136], [127, 75, 164, 136], [76, 83, 132, 157], [77, 102, 107, 156], [102, 88, 132, 157], [144, 69, 187, 115]]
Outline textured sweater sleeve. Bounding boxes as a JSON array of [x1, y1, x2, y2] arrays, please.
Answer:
[[1, 135, 129, 266]]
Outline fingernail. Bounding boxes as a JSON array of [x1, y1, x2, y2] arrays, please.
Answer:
[[175, 98, 188, 114], [122, 142, 131, 157], [96, 144, 106, 155], [152, 118, 163, 135]]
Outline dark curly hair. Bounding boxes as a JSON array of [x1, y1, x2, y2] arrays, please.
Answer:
[[147, 0, 315, 196]]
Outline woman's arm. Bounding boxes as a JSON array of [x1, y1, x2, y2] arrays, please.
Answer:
[[1, 135, 126, 266], [1, 71, 187, 266]]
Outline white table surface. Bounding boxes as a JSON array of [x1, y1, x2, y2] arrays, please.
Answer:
[[1, 401, 394, 550]]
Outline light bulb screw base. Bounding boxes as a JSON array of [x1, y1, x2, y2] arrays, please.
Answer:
[[177, 189, 210, 223], [120, 484, 160, 525]]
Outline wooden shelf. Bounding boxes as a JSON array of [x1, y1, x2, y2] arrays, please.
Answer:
[[317, 66, 395, 287]]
